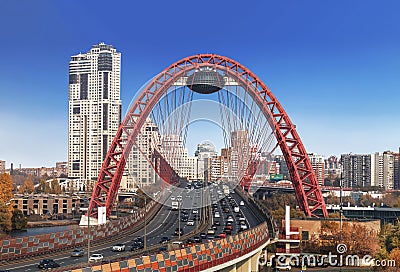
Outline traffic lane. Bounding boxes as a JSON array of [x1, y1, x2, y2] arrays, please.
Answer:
[[230, 190, 263, 228], [3, 200, 177, 271]]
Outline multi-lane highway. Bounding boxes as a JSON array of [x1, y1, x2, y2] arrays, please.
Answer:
[[0, 181, 265, 271]]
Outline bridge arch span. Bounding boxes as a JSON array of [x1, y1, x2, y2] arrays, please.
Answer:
[[89, 54, 327, 218]]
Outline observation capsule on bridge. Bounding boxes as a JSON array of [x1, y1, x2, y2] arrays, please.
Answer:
[[186, 67, 225, 94]]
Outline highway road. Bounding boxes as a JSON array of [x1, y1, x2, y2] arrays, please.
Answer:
[[0, 181, 265, 271]]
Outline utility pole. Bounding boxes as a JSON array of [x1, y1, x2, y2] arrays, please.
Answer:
[[178, 200, 181, 240], [144, 197, 147, 250], [86, 199, 91, 264]]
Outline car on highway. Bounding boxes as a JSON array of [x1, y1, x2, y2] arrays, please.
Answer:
[[200, 232, 207, 239], [207, 228, 215, 235], [192, 209, 199, 214], [214, 220, 220, 226], [130, 242, 144, 251], [218, 233, 227, 238], [160, 236, 170, 244], [240, 200, 245, 206], [207, 236, 215, 242], [214, 212, 220, 218], [240, 224, 248, 230], [132, 236, 144, 243], [70, 248, 85, 257], [234, 206, 240, 213], [112, 243, 126, 251], [187, 219, 195, 226], [38, 259, 60, 269], [193, 236, 201, 243], [89, 253, 104, 262], [174, 227, 183, 235], [223, 227, 232, 234]]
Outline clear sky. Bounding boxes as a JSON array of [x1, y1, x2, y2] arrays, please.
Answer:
[[1, 0, 400, 168]]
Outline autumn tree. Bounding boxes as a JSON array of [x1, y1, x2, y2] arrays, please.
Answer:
[[11, 209, 27, 230], [0, 173, 14, 233], [37, 178, 50, 193], [22, 175, 35, 194], [50, 178, 62, 195]]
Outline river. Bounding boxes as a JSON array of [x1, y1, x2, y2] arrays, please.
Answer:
[[10, 224, 79, 237]]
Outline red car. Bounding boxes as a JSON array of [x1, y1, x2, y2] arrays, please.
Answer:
[[219, 233, 227, 238]]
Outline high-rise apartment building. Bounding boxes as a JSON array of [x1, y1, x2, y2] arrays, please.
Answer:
[[394, 149, 400, 190], [124, 118, 160, 189], [195, 142, 218, 180], [0, 160, 5, 174], [341, 154, 371, 188], [371, 151, 395, 190], [68, 42, 121, 183], [308, 153, 325, 186]]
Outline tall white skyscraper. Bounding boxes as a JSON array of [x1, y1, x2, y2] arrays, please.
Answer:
[[68, 42, 122, 184], [308, 153, 325, 186]]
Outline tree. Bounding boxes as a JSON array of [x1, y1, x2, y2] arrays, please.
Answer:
[[359, 194, 380, 207], [50, 178, 62, 195], [22, 175, 35, 194], [0, 173, 14, 233], [37, 178, 50, 193], [11, 209, 27, 230]]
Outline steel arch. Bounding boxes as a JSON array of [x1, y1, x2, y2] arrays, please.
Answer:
[[89, 54, 328, 218]]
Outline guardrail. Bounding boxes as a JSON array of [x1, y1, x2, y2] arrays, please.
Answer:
[[234, 187, 279, 240], [67, 222, 270, 272], [0, 196, 163, 263]]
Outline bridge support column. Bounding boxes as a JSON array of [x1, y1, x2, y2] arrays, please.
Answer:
[[251, 250, 262, 271], [236, 258, 252, 272]]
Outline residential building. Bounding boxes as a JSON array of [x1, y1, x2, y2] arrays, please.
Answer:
[[371, 151, 395, 190], [0, 160, 5, 174], [341, 154, 371, 188], [394, 150, 400, 190], [12, 194, 83, 217], [230, 130, 250, 182], [125, 118, 160, 189], [274, 155, 290, 180], [308, 153, 325, 186], [195, 141, 218, 180], [68, 42, 122, 186]]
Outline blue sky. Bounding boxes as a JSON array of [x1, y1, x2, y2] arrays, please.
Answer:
[[0, 0, 399, 167]]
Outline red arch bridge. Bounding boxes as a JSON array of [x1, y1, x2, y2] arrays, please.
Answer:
[[89, 53, 327, 219], [77, 53, 327, 272]]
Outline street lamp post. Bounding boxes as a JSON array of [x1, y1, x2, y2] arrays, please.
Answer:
[[144, 197, 147, 250], [86, 199, 91, 264], [178, 200, 181, 240]]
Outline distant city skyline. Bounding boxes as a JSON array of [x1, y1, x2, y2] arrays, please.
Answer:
[[1, 1, 400, 167]]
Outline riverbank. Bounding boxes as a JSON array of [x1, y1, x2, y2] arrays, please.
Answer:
[[27, 219, 79, 228]]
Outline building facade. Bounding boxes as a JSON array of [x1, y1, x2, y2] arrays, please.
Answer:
[[12, 194, 83, 217], [0, 160, 5, 174], [308, 153, 325, 186], [341, 154, 372, 188], [371, 151, 395, 190], [68, 42, 122, 184]]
